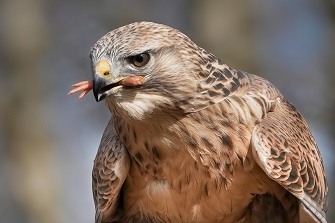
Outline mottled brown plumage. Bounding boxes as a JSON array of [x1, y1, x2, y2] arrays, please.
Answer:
[[70, 22, 328, 223]]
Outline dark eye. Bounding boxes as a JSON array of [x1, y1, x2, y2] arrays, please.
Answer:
[[129, 53, 150, 67]]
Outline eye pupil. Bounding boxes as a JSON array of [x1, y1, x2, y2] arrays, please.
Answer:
[[135, 55, 143, 63], [130, 53, 150, 67]]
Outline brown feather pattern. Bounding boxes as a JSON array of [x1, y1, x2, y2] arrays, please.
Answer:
[[87, 22, 328, 223]]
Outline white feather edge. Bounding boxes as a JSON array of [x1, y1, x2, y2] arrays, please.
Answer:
[[300, 193, 327, 223], [251, 134, 327, 223]]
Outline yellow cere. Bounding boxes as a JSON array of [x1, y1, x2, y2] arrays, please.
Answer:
[[95, 59, 111, 78]]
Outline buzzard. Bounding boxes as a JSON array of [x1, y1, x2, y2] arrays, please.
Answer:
[[69, 22, 327, 223]]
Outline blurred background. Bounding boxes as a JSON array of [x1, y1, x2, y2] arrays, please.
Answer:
[[0, 0, 334, 222]]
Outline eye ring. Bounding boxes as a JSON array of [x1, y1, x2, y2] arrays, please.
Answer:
[[128, 53, 150, 67]]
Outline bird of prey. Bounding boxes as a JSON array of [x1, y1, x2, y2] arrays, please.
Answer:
[[69, 22, 328, 223]]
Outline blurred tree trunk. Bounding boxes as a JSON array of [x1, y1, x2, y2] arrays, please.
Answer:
[[1, 0, 64, 222]]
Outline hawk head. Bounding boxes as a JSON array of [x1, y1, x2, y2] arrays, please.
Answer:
[[90, 22, 203, 119]]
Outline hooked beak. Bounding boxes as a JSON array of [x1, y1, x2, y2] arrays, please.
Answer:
[[92, 59, 145, 102], [93, 75, 107, 102], [92, 58, 118, 102], [93, 75, 123, 102]]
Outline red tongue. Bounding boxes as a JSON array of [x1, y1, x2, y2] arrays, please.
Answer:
[[121, 76, 144, 87]]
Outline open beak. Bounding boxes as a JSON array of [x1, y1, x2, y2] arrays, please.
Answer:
[[93, 75, 123, 102], [92, 59, 145, 102], [92, 58, 118, 102], [69, 59, 145, 102], [93, 75, 106, 102]]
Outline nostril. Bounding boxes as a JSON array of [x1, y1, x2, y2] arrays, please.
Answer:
[[103, 71, 110, 76]]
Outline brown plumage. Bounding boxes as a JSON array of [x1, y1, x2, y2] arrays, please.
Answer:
[[69, 22, 328, 223]]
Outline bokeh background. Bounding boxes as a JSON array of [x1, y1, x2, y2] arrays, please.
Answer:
[[1, 0, 334, 222]]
